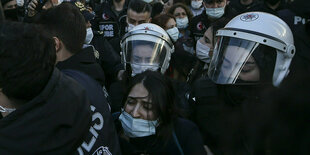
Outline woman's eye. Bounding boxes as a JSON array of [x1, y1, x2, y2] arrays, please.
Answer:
[[127, 99, 136, 105], [143, 103, 152, 110]]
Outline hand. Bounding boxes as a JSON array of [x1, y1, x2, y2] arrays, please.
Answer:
[[27, 0, 38, 17]]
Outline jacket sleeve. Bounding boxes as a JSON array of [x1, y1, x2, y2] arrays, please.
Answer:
[[91, 35, 123, 83]]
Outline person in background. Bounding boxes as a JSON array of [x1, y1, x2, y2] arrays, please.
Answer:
[[107, 0, 152, 58], [277, 0, 310, 84], [190, 0, 237, 42], [91, 0, 129, 41], [168, 3, 195, 55], [190, 0, 204, 16], [2, 0, 24, 21], [115, 70, 207, 154], [195, 17, 231, 75]]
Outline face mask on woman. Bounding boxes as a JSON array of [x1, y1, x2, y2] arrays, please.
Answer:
[[191, 0, 202, 9], [85, 28, 94, 44], [119, 110, 158, 137], [196, 40, 211, 63], [176, 17, 189, 29], [0, 105, 16, 114], [166, 27, 179, 42], [206, 6, 225, 19]]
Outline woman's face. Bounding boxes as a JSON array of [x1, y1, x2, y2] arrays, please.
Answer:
[[173, 7, 187, 19], [198, 27, 214, 56], [124, 83, 157, 120], [165, 18, 177, 30]]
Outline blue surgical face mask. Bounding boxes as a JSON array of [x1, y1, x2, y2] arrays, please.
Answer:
[[176, 17, 189, 29], [119, 110, 158, 137], [205, 6, 225, 19], [85, 28, 94, 44], [166, 27, 180, 42], [130, 63, 159, 77], [0, 105, 16, 114], [196, 40, 211, 63]]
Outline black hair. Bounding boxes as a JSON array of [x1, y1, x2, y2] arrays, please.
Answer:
[[122, 71, 178, 141], [35, 3, 86, 54], [0, 21, 56, 101], [128, 0, 152, 14]]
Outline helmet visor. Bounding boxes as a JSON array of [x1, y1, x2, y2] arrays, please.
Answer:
[[208, 36, 260, 84], [122, 34, 170, 68]]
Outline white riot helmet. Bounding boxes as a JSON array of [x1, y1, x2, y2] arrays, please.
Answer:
[[208, 12, 295, 87], [121, 23, 175, 76]]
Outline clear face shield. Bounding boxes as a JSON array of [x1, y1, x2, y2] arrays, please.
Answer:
[[122, 34, 171, 76], [208, 36, 266, 85]]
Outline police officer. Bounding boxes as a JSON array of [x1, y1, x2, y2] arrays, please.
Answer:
[[92, 0, 129, 41], [189, 0, 237, 42], [191, 12, 295, 154], [277, 0, 310, 83]]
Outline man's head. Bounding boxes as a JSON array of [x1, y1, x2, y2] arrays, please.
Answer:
[[203, 0, 227, 19], [127, 0, 152, 28], [0, 21, 56, 116], [35, 2, 86, 62]]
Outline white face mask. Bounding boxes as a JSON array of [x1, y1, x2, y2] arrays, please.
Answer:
[[127, 23, 135, 32], [16, 0, 24, 7], [166, 27, 179, 42], [206, 6, 225, 19], [143, 0, 153, 3], [0, 105, 16, 114], [119, 110, 158, 138], [176, 17, 189, 29], [196, 40, 211, 63], [191, 0, 202, 9], [85, 28, 94, 44], [131, 64, 159, 77]]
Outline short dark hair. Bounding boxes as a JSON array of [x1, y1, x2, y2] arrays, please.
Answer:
[[152, 13, 175, 30], [0, 21, 56, 101], [128, 0, 152, 14], [123, 71, 178, 141], [35, 3, 86, 54]]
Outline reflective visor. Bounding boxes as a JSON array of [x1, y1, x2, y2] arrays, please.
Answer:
[[208, 36, 259, 84], [122, 34, 169, 67]]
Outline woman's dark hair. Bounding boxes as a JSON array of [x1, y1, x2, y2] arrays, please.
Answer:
[[122, 71, 178, 141], [152, 13, 175, 30], [168, 3, 193, 21], [0, 21, 56, 101]]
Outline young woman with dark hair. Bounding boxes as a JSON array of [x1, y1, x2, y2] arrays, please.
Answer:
[[167, 3, 195, 55], [115, 71, 207, 154]]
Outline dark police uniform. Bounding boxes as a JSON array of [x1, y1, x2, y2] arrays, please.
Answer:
[[189, 5, 237, 42], [92, 0, 129, 40]]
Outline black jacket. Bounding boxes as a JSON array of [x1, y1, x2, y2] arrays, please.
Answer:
[[277, 8, 310, 83], [56, 47, 106, 86], [92, 0, 128, 40], [90, 36, 123, 86], [63, 69, 122, 155], [0, 69, 106, 154], [189, 5, 237, 42]]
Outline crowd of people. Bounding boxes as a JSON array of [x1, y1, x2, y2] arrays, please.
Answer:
[[0, 0, 309, 154]]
